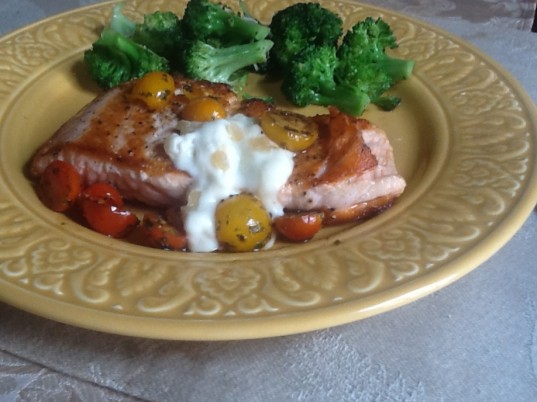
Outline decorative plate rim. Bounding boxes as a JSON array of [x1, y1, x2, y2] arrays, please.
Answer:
[[0, 0, 536, 340]]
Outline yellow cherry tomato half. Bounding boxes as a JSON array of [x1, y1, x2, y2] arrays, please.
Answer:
[[131, 71, 175, 110], [260, 110, 319, 152], [181, 96, 227, 122], [215, 193, 272, 252]]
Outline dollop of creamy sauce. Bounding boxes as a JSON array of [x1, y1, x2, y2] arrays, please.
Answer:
[[164, 114, 294, 252]]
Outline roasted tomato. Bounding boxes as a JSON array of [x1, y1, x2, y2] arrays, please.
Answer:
[[260, 110, 319, 151], [80, 183, 139, 238], [181, 96, 227, 121], [215, 193, 272, 252], [131, 71, 175, 110], [273, 211, 323, 242], [37, 160, 83, 212], [140, 212, 188, 251]]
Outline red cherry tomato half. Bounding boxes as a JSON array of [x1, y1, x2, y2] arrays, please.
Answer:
[[80, 183, 138, 238], [37, 160, 82, 212], [273, 211, 323, 242], [80, 182, 124, 207], [141, 212, 188, 251]]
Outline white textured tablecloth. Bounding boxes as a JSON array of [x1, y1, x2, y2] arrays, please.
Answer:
[[1, 1, 537, 401]]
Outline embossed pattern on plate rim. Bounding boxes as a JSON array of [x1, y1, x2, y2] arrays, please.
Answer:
[[0, 0, 536, 340]]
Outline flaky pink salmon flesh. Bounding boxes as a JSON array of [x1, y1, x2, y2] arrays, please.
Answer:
[[30, 76, 406, 224]]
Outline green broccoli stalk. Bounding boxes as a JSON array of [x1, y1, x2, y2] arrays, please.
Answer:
[[109, 3, 136, 37], [268, 3, 343, 75], [131, 11, 183, 68], [183, 39, 273, 90], [84, 28, 170, 89], [282, 45, 370, 116], [335, 17, 415, 111], [182, 0, 270, 46]]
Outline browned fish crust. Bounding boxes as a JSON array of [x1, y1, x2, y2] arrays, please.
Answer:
[[30, 76, 406, 221]]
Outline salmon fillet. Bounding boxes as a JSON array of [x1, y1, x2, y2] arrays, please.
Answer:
[[30, 76, 406, 223], [30, 77, 239, 206]]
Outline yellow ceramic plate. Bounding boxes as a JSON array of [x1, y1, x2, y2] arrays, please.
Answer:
[[1, 0, 536, 340]]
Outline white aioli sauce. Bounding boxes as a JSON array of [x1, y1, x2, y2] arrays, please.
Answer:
[[164, 114, 294, 252]]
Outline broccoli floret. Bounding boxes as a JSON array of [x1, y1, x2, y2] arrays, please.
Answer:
[[109, 3, 136, 37], [268, 3, 343, 75], [335, 17, 415, 110], [182, 0, 270, 46], [371, 95, 401, 111], [281, 45, 370, 116], [84, 28, 170, 88], [183, 39, 273, 90], [131, 11, 183, 68], [84, 3, 174, 88]]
